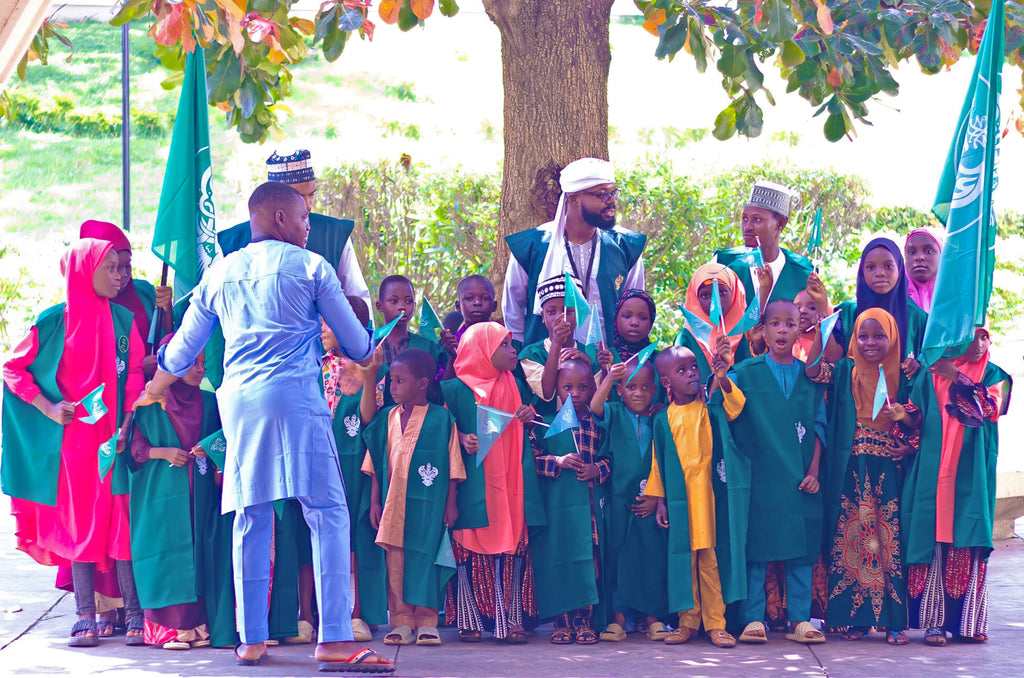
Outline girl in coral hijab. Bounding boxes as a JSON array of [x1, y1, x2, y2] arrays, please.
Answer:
[[676, 263, 753, 377], [2, 238, 146, 647]]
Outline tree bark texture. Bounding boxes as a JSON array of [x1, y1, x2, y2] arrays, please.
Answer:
[[483, 0, 614, 301]]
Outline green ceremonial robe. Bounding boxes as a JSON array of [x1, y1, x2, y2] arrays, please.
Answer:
[[438, 378, 546, 531], [530, 425, 608, 620], [597, 403, 668, 618], [2, 302, 135, 504], [716, 246, 814, 305], [376, 333, 443, 409], [518, 339, 600, 418], [363, 404, 457, 610], [836, 299, 928, 360], [331, 390, 387, 625], [902, 364, 1012, 564], [730, 357, 824, 564], [129, 392, 237, 647], [673, 329, 753, 382]]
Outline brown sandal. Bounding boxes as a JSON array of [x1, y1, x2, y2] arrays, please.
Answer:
[[458, 629, 481, 643], [708, 628, 737, 648], [550, 628, 574, 645], [575, 627, 598, 645], [664, 626, 696, 645]]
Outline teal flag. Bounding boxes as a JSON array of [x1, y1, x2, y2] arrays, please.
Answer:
[[563, 272, 590, 327], [921, 0, 1004, 366], [736, 245, 765, 269], [373, 314, 403, 342], [475, 404, 515, 467], [709, 279, 724, 330], [809, 208, 823, 254], [545, 395, 579, 439], [728, 293, 761, 338], [583, 301, 603, 348], [626, 343, 657, 384], [98, 431, 118, 480], [151, 47, 220, 296], [871, 364, 890, 421], [680, 305, 714, 352], [807, 310, 840, 368], [435, 529, 456, 569], [419, 297, 443, 340], [77, 384, 107, 424]]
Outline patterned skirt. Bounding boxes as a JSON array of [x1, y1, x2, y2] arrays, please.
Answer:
[[443, 537, 537, 639], [825, 425, 908, 630], [908, 544, 989, 638]]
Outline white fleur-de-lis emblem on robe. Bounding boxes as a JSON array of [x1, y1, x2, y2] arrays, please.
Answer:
[[196, 456, 209, 476], [419, 463, 439, 487], [344, 414, 360, 437], [716, 459, 727, 483], [116, 357, 126, 376], [795, 421, 807, 444], [639, 478, 648, 495]]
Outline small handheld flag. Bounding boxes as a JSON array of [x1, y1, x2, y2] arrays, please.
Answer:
[[728, 293, 761, 338], [545, 395, 580, 439], [583, 302, 603, 348], [709, 279, 724, 331], [435, 529, 456, 569], [563, 272, 591, 327], [871, 364, 890, 421], [807, 311, 840, 368], [98, 431, 118, 480], [373, 314, 403, 343], [680, 305, 714, 352], [625, 343, 657, 384], [475, 404, 516, 466], [419, 297, 443, 339], [809, 208, 824, 271], [737, 245, 765, 269], [77, 384, 108, 424]]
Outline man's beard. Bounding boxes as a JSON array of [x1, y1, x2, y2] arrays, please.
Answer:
[[581, 202, 615, 230]]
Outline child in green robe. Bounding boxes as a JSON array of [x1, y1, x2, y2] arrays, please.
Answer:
[[363, 349, 466, 646], [591, 359, 668, 642], [439, 274, 500, 378], [531, 358, 610, 645], [729, 300, 827, 645], [374, 276, 444, 408]]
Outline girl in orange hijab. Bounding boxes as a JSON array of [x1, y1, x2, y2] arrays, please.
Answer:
[[439, 322, 546, 643], [677, 263, 753, 377]]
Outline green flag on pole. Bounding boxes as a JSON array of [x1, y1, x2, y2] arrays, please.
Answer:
[[151, 47, 220, 296], [419, 297, 443, 340], [921, 0, 1004, 366]]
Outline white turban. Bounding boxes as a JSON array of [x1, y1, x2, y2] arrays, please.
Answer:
[[559, 157, 615, 194]]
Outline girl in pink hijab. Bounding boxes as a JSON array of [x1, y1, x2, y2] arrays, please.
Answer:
[[904, 229, 942, 312], [2, 238, 146, 647]]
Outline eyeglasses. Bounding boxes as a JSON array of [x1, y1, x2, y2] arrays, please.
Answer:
[[580, 188, 620, 203]]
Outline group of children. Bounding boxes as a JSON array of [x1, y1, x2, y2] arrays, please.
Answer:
[[1, 184, 1011, 657]]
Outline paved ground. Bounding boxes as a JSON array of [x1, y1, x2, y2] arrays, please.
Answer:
[[2, 511, 1023, 677]]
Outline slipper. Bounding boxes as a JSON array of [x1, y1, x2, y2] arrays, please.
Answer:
[[708, 628, 737, 648], [599, 622, 627, 642], [235, 642, 268, 666], [575, 626, 598, 645], [318, 647, 395, 673], [265, 639, 280, 646], [503, 626, 529, 644], [415, 626, 442, 646], [68, 619, 99, 648], [284, 619, 315, 645], [96, 620, 115, 638], [125, 616, 145, 647], [886, 630, 909, 646], [383, 624, 414, 646], [550, 628, 574, 645], [664, 626, 696, 645], [645, 621, 670, 641], [351, 618, 373, 642], [459, 629, 481, 643], [924, 627, 947, 647], [786, 621, 826, 644], [739, 621, 768, 644], [191, 639, 211, 648], [840, 626, 868, 641], [162, 640, 191, 650]]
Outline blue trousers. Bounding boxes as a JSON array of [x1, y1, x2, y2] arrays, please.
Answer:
[[234, 496, 354, 643], [743, 561, 813, 625]]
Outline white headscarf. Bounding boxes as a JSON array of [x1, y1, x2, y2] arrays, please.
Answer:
[[532, 158, 615, 315]]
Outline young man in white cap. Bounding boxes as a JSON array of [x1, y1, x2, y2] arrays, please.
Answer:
[[502, 157, 647, 347], [219, 150, 372, 311], [716, 180, 814, 305]]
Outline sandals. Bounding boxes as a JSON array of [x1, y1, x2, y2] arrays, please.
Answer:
[[886, 630, 909, 646], [738, 621, 768, 644], [645, 621, 670, 641], [599, 622, 627, 642], [786, 621, 826, 644], [924, 627, 947, 647], [503, 626, 529, 644], [162, 640, 191, 650], [351, 618, 373, 642], [664, 626, 696, 645], [318, 647, 395, 673], [550, 627, 575, 645], [68, 619, 99, 648], [575, 626, 598, 645], [708, 628, 737, 648], [383, 624, 414, 646], [416, 626, 442, 646], [459, 629, 482, 643], [125, 615, 145, 647], [284, 619, 315, 645], [840, 626, 869, 641], [96, 620, 115, 638], [235, 642, 268, 666]]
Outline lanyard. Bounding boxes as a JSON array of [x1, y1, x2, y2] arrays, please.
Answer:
[[564, 231, 598, 298]]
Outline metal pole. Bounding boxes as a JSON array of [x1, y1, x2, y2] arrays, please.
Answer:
[[121, 23, 130, 231]]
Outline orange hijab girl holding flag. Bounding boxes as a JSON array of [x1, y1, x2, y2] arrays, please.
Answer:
[[676, 263, 753, 379]]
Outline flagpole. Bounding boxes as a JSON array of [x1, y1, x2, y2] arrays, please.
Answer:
[[121, 23, 130, 232], [147, 263, 169, 353]]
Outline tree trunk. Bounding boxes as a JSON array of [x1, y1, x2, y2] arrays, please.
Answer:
[[482, 0, 613, 306]]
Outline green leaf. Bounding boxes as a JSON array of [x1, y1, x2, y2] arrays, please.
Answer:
[[688, 17, 708, 72], [252, 0, 278, 12], [160, 71, 185, 90], [323, 25, 348, 62], [398, 0, 419, 31], [207, 51, 243, 103], [736, 94, 763, 137], [757, 0, 798, 43], [315, 6, 338, 43], [712, 105, 737, 140], [824, 112, 848, 142], [780, 39, 805, 67], [655, 20, 688, 59], [238, 78, 260, 118], [109, 0, 150, 27], [440, 0, 459, 17], [718, 45, 746, 78]]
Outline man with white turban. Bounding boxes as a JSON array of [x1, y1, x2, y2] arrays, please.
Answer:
[[502, 158, 647, 346]]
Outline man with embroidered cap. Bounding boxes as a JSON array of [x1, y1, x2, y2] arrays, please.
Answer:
[[503, 157, 647, 347], [134, 182, 393, 672], [218, 149, 371, 311], [715, 180, 814, 306]]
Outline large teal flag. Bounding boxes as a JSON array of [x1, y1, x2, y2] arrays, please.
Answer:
[[151, 47, 220, 295], [921, 0, 1004, 365]]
